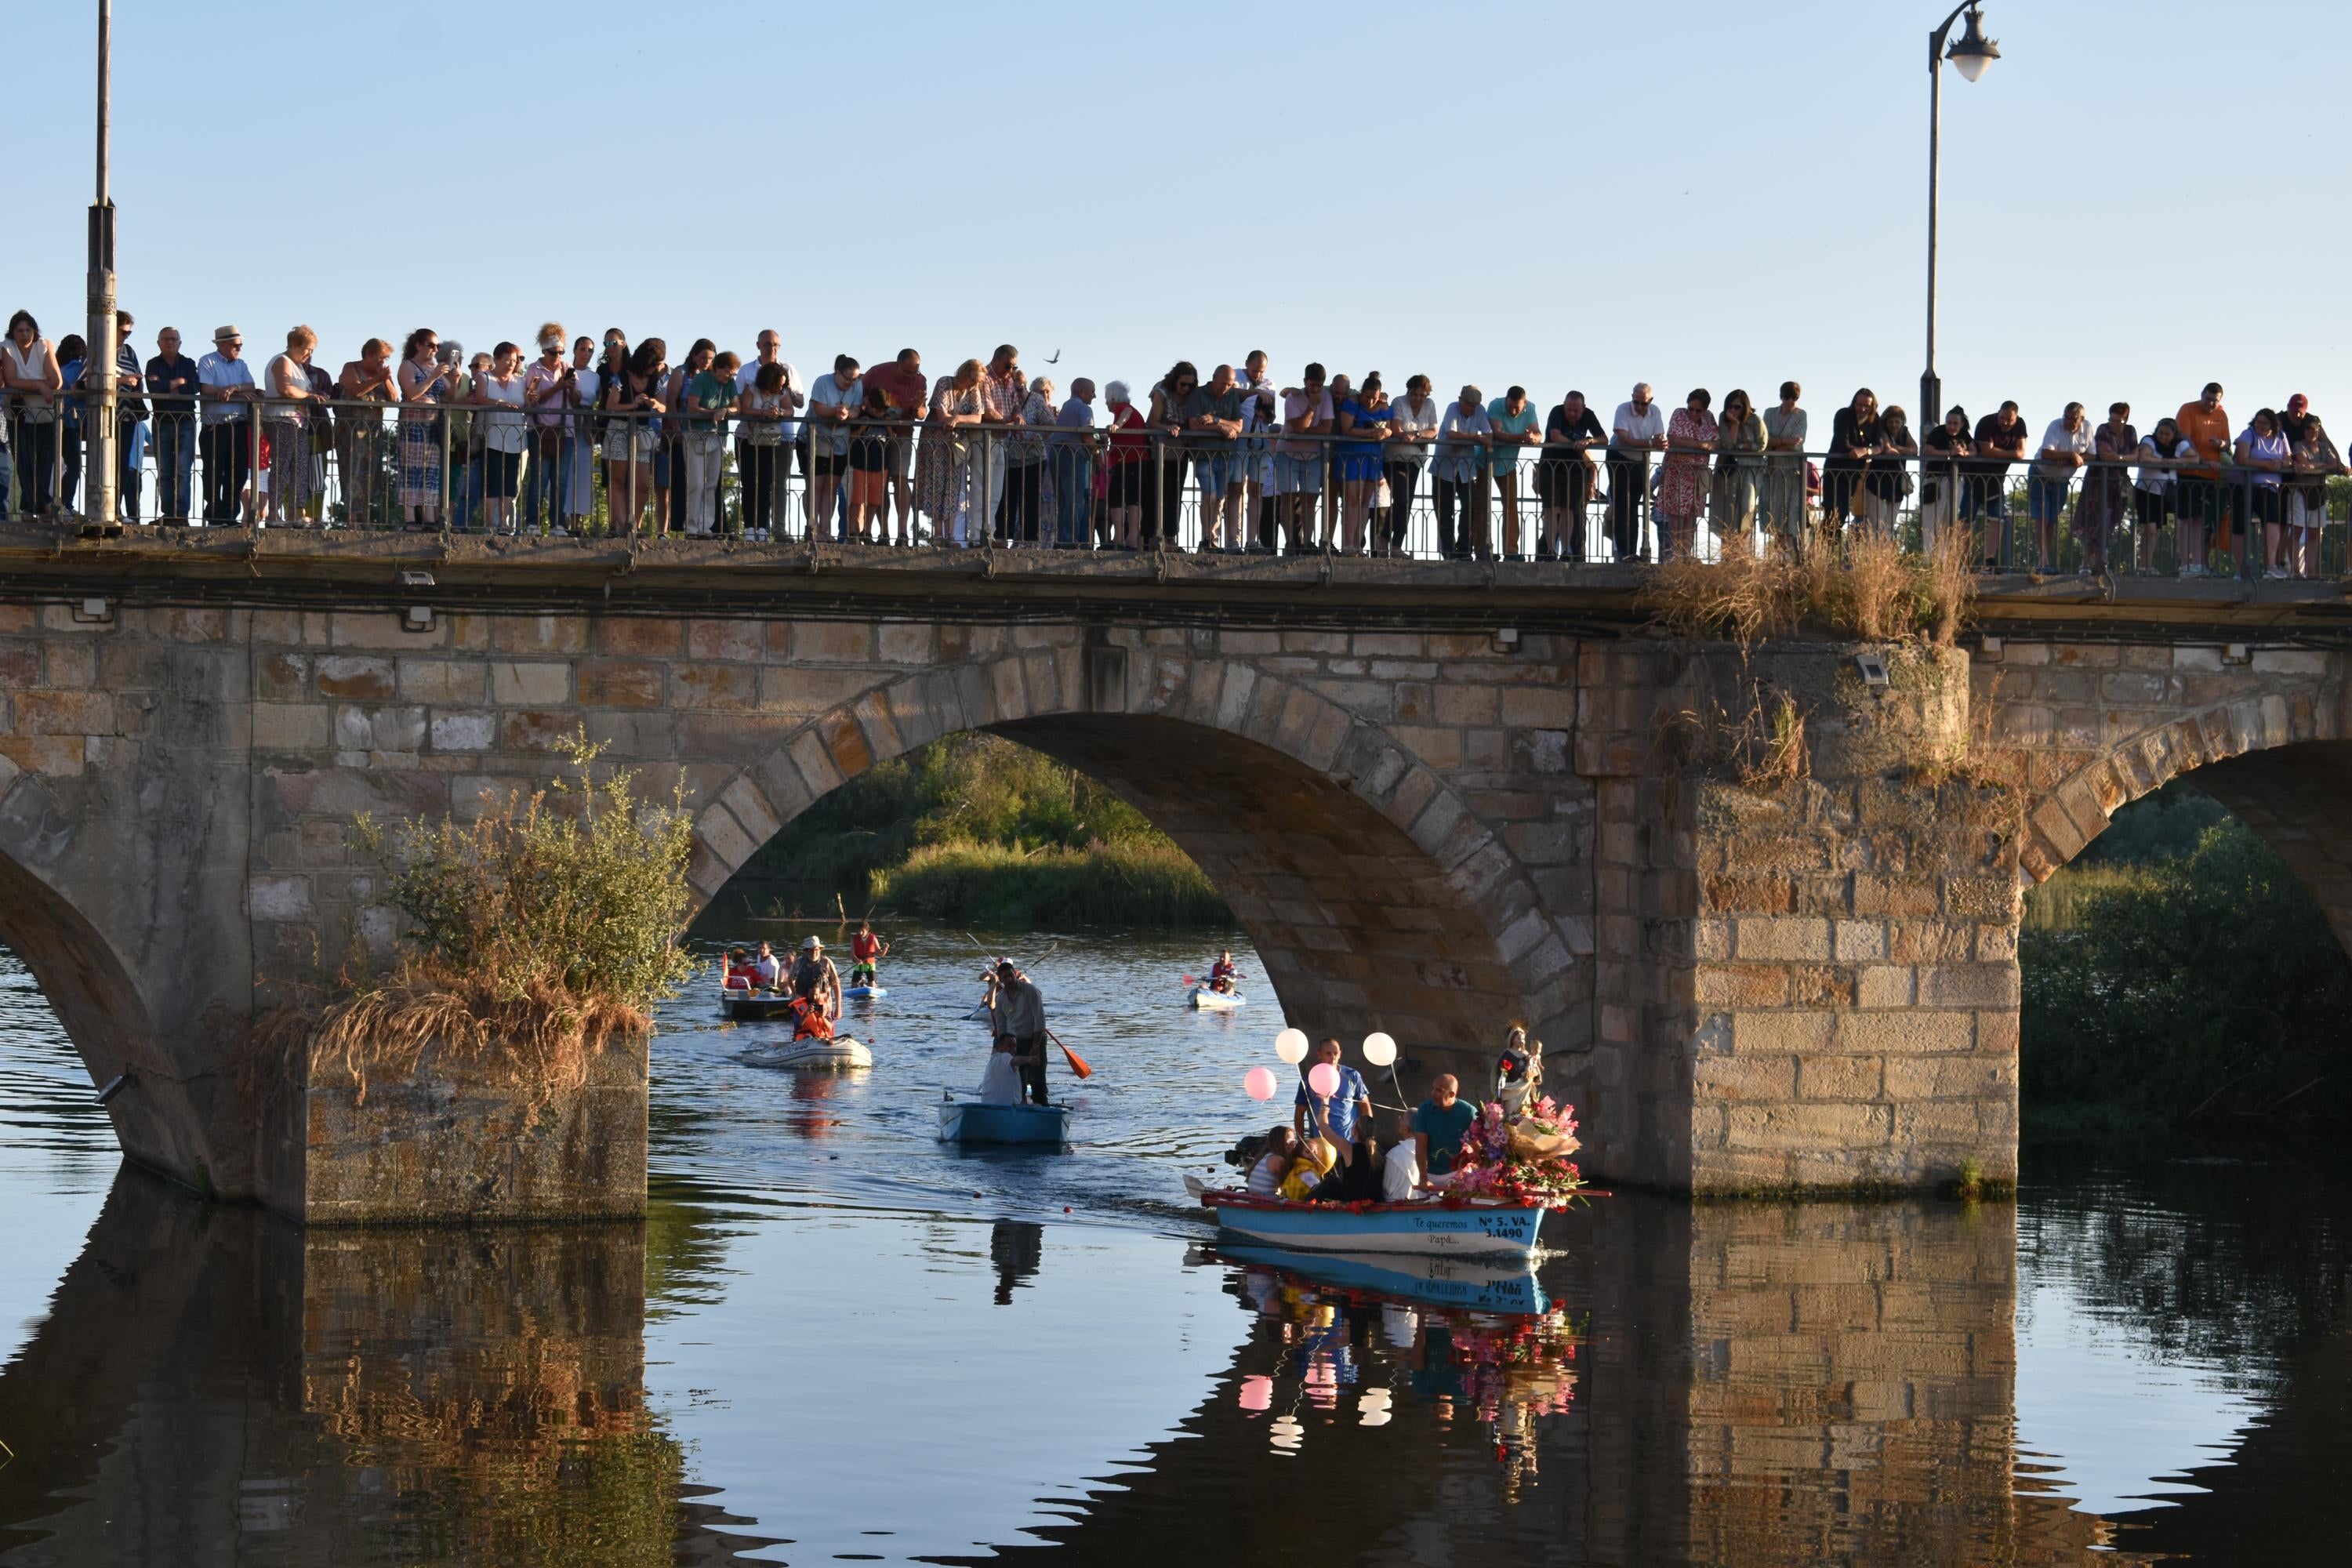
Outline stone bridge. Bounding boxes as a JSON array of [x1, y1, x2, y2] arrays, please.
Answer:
[[1, 533, 2345, 1214]]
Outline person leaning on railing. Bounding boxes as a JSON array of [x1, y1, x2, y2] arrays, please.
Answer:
[[1143, 362, 1198, 551], [1657, 388, 1716, 564], [1184, 362, 1249, 554], [559, 335, 600, 533], [1102, 379, 1149, 552], [261, 326, 322, 528], [521, 322, 574, 537], [1486, 384, 1540, 562], [861, 348, 924, 545], [1050, 377, 1097, 551], [2029, 401, 2092, 575], [2132, 416, 2187, 575], [1969, 401, 2028, 568], [1538, 389, 1603, 563], [601, 337, 666, 538], [1431, 382, 1489, 562], [1821, 387, 1881, 540], [1338, 373, 1392, 557], [146, 326, 201, 526], [1864, 405, 1918, 541], [1003, 374, 1055, 547], [1608, 383, 1667, 563], [1711, 388, 1766, 546], [2238, 407, 2291, 581], [916, 358, 985, 547], [2076, 401, 2136, 579], [198, 325, 259, 527], [735, 361, 791, 544], [394, 327, 452, 531], [2172, 383, 2231, 577], [1919, 405, 1972, 555], [5, 310, 64, 519], [2282, 401, 2345, 582], [1382, 374, 1438, 560]]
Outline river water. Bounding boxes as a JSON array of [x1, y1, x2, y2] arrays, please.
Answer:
[[2, 922, 2348, 1565]]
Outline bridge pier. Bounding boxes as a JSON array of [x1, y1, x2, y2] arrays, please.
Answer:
[[0, 543, 2345, 1207]]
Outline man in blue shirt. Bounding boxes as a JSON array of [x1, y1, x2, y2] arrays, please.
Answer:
[[1293, 1037, 1372, 1146]]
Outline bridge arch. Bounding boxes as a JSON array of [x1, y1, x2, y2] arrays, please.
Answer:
[[677, 638, 1583, 1081]]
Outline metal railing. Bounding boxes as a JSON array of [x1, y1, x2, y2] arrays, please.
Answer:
[[5, 389, 2347, 582]]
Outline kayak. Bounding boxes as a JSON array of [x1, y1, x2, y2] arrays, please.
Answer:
[[739, 1034, 873, 1071], [1199, 1189, 1545, 1259], [938, 1100, 1069, 1145], [1189, 989, 1246, 1011], [844, 984, 887, 1000], [1214, 1243, 1547, 1316]]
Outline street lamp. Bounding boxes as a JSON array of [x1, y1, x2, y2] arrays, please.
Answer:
[[85, 0, 119, 539], [1921, 2, 1999, 433]]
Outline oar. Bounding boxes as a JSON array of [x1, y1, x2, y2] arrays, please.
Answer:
[[1045, 1026, 1092, 1080]]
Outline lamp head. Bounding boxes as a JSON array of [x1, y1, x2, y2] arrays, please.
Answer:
[[1947, 6, 1999, 82]]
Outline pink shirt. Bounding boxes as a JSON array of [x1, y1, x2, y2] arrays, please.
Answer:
[[524, 358, 571, 428]]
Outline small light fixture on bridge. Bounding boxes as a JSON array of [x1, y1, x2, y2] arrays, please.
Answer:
[[1977, 636, 2003, 660], [1494, 626, 1520, 651], [397, 569, 435, 588], [72, 595, 111, 624], [403, 605, 435, 633], [1853, 652, 1891, 688], [2223, 644, 2251, 666], [93, 1071, 131, 1106]]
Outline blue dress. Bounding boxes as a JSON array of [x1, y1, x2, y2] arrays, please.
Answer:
[[1338, 398, 1385, 483]]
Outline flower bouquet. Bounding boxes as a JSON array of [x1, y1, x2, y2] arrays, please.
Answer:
[[1450, 1098, 1586, 1207]]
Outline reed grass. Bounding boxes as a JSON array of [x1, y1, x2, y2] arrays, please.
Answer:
[[871, 837, 1232, 926]]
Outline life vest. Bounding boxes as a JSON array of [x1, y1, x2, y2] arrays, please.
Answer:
[[789, 997, 834, 1042]]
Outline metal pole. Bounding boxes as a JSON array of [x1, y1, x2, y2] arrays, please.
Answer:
[[1922, 42, 1941, 434], [86, 0, 118, 534]]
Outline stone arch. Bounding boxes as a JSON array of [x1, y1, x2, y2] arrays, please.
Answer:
[[2020, 695, 2352, 953], [679, 641, 1583, 1082], [0, 774, 220, 1188]]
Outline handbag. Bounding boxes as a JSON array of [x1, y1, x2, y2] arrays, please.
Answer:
[[1374, 477, 1392, 510]]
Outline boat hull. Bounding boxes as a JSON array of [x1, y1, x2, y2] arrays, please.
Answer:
[[938, 1102, 1069, 1145], [1189, 989, 1246, 1011], [843, 985, 886, 1000], [1215, 1244, 1546, 1316], [720, 990, 799, 1022], [1202, 1192, 1544, 1258], [739, 1036, 872, 1070]]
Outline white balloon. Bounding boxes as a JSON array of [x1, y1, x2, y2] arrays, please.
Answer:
[[1274, 1028, 1310, 1065], [1362, 1032, 1397, 1067]]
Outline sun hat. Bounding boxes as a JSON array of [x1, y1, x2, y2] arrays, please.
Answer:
[[212, 325, 241, 343], [801, 936, 823, 950]]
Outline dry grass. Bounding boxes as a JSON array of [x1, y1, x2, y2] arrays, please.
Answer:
[[306, 972, 648, 1112], [1646, 526, 1978, 649], [1664, 684, 1813, 789]]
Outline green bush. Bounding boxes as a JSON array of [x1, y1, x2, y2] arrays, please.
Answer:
[[871, 839, 1231, 927], [2022, 816, 2352, 1136]]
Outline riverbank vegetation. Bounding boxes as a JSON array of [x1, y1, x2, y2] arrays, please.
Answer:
[[2021, 782, 2352, 1140], [285, 735, 695, 1107], [739, 733, 1231, 926]]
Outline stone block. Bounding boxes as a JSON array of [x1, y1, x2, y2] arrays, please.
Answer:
[[254, 702, 333, 751], [2251, 648, 2328, 676], [1831, 1011, 1972, 1056], [686, 618, 765, 662], [1500, 687, 1579, 728], [2172, 645, 2222, 671], [0, 735, 84, 775], [1695, 1054, 1796, 1102], [42, 641, 95, 688], [336, 705, 426, 753], [331, 611, 437, 650], [1832, 920, 1887, 962], [1798, 1055, 1882, 1101], [794, 621, 873, 663], [397, 658, 488, 704], [595, 616, 684, 657], [1916, 964, 2020, 1009], [429, 711, 496, 752], [669, 663, 760, 711], [1433, 684, 1499, 726], [576, 659, 666, 708], [11, 690, 114, 735], [249, 875, 314, 922], [1855, 966, 1916, 1008], [491, 660, 571, 706], [877, 621, 935, 664], [492, 615, 590, 655], [1733, 916, 1831, 962], [1883, 1055, 2013, 1101], [1733, 1011, 1835, 1054]]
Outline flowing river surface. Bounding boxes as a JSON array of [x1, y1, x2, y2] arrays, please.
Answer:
[[2, 920, 2349, 1565]]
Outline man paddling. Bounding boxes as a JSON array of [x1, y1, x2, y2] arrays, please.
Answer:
[[1208, 949, 1240, 995], [993, 960, 1050, 1105], [849, 920, 889, 989]]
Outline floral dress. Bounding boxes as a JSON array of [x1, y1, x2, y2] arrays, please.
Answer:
[[1659, 407, 1718, 524], [915, 377, 982, 523]]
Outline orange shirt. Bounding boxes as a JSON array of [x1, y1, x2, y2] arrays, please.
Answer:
[[2175, 400, 2232, 480]]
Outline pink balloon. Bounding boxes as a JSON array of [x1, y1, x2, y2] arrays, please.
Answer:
[[1243, 1065, 1279, 1102], [1307, 1062, 1341, 1098]]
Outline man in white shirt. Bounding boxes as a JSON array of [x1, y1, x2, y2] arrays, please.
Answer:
[[2031, 401, 2092, 574], [807, 354, 862, 543], [1276, 363, 1333, 554], [1608, 383, 1668, 561], [196, 325, 258, 526], [735, 329, 801, 539], [1432, 385, 1492, 561]]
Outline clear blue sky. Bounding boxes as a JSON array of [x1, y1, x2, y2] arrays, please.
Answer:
[[11, 1, 2347, 433]]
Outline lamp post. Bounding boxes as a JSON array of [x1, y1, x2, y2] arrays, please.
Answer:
[[1921, 2, 1999, 432], [85, 0, 118, 537]]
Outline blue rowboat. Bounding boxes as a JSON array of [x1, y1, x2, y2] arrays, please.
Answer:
[[938, 1101, 1069, 1145], [1216, 1243, 1548, 1316], [1200, 1189, 1544, 1259], [844, 984, 887, 1000]]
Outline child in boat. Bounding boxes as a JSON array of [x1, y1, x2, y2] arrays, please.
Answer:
[[1278, 1134, 1338, 1201], [1245, 1126, 1297, 1196], [849, 921, 888, 987]]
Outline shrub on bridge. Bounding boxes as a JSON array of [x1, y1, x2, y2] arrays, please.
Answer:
[[311, 732, 695, 1109]]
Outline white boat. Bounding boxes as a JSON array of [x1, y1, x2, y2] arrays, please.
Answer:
[[937, 1100, 1069, 1145], [738, 1035, 873, 1071], [1198, 1189, 1545, 1259], [1189, 988, 1247, 1011]]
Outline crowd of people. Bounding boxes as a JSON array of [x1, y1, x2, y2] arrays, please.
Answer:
[[5, 307, 2344, 579]]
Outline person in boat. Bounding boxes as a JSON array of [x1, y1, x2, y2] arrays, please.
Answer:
[[1277, 1131, 1338, 1201], [1292, 1038, 1372, 1149], [1413, 1073, 1477, 1189], [750, 939, 784, 993], [1208, 950, 1240, 994], [721, 947, 757, 990], [849, 920, 889, 988], [1308, 1099, 1385, 1203], [978, 1033, 1027, 1105], [1245, 1125, 1297, 1196], [993, 960, 1050, 1105], [787, 936, 842, 1021]]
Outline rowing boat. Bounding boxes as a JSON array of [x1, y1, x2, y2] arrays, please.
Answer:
[[1189, 988, 1246, 1011], [738, 1035, 873, 1070], [718, 988, 797, 1022], [1198, 1189, 1545, 1259], [937, 1100, 1069, 1145], [1214, 1243, 1547, 1315]]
